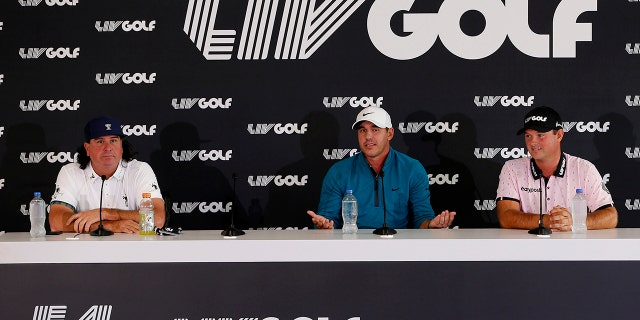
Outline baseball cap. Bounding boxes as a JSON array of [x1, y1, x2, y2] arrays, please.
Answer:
[[516, 106, 563, 135], [84, 116, 125, 141], [351, 107, 393, 130]]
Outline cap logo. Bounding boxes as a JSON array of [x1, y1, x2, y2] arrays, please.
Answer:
[[105, 124, 112, 131], [525, 116, 547, 123]]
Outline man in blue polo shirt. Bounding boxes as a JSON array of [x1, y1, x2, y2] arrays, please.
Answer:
[[307, 107, 456, 229]]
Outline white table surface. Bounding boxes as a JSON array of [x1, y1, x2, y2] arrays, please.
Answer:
[[1, 228, 639, 264]]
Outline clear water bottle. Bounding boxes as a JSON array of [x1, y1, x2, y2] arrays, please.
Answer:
[[139, 192, 155, 235], [29, 192, 46, 238], [571, 188, 587, 233], [341, 190, 358, 234]]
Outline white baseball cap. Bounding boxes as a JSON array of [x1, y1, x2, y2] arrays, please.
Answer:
[[351, 107, 392, 130]]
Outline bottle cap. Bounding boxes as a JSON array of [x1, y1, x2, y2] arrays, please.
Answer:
[[33, 192, 41, 197], [345, 189, 353, 194], [576, 188, 583, 193], [142, 192, 151, 198]]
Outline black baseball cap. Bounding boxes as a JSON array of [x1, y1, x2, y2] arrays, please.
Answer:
[[84, 116, 125, 141], [516, 106, 563, 135]]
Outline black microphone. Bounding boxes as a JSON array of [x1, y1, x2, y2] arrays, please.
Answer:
[[528, 175, 551, 235], [222, 173, 245, 237], [91, 175, 113, 236], [373, 170, 397, 236]]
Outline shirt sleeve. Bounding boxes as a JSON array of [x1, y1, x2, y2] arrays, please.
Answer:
[[496, 161, 520, 202], [580, 160, 614, 211], [408, 162, 435, 228], [316, 165, 345, 227], [131, 161, 163, 208], [50, 164, 80, 211]]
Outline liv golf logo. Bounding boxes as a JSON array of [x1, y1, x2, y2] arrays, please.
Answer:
[[19, 0, 78, 6], [184, 0, 595, 60], [184, 0, 365, 60]]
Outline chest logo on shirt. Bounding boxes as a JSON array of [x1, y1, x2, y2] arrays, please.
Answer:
[[521, 187, 541, 193]]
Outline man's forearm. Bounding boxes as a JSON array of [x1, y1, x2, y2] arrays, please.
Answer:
[[587, 206, 618, 230]]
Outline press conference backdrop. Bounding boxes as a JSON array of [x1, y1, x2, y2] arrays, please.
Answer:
[[1, 0, 639, 231]]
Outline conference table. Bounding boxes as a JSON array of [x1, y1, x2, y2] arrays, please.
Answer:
[[2, 228, 640, 319]]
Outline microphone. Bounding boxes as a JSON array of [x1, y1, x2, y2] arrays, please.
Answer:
[[91, 175, 113, 236], [373, 170, 396, 236], [528, 175, 551, 235], [222, 173, 245, 237]]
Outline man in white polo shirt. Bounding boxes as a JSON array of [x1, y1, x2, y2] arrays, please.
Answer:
[[496, 106, 617, 231], [49, 116, 165, 233]]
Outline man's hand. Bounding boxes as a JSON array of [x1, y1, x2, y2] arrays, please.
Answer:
[[427, 210, 457, 229], [307, 210, 334, 229], [549, 206, 572, 231], [103, 220, 140, 234], [66, 208, 119, 233]]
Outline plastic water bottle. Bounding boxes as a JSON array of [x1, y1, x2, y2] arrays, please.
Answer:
[[29, 192, 46, 238], [139, 192, 155, 235], [341, 190, 358, 234], [571, 188, 587, 233]]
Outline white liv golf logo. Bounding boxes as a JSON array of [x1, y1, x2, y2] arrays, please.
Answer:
[[184, 0, 595, 60]]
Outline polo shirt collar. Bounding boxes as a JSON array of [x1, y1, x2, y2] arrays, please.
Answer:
[[530, 152, 566, 180], [85, 160, 125, 182]]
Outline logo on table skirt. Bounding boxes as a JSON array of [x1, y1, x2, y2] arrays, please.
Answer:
[[323, 149, 359, 160], [19, 0, 78, 6], [175, 316, 359, 320], [561, 122, 610, 133], [474, 148, 529, 159], [19, 47, 80, 59], [323, 97, 384, 108], [248, 175, 309, 187], [32, 305, 111, 320], [0, 21, 3, 31], [0, 178, 4, 189], [475, 200, 496, 211], [247, 123, 308, 135], [95, 73, 156, 84], [0, 126, 4, 138], [20, 152, 77, 164], [398, 122, 459, 134], [171, 98, 232, 109], [0, 74, 4, 84], [474, 96, 535, 107], [171, 150, 233, 161], [95, 20, 156, 32], [172, 202, 233, 213]]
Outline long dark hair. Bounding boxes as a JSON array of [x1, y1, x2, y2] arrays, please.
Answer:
[[76, 139, 138, 169]]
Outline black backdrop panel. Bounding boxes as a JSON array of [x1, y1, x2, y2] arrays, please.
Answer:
[[1, 0, 639, 231], [2, 261, 640, 319]]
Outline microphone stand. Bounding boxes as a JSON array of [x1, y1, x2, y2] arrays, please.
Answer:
[[528, 176, 551, 235], [91, 175, 113, 236], [373, 170, 396, 236], [222, 173, 245, 237]]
